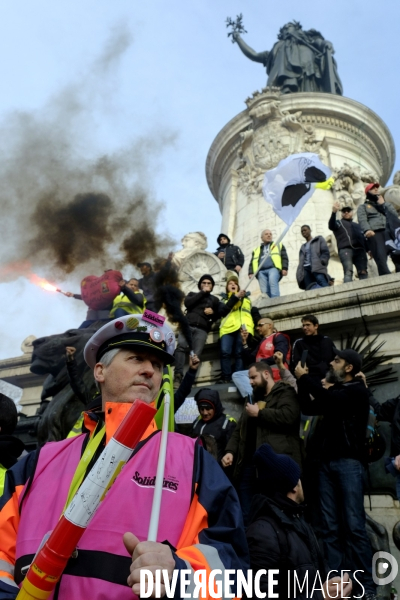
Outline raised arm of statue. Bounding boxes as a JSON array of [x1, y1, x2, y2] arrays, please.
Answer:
[[232, 32, 269, 65]]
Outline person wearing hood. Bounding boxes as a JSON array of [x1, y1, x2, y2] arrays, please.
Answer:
[[246, 444, 353, 600], [0, 393, 25, 496], [173, 274, 220, 388], [357, 182, 398, 275], [214, 234, 245, 273], [191, 389, 236, 462]]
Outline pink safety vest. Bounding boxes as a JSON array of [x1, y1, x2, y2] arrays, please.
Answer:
[[16, 431, 195, 600]]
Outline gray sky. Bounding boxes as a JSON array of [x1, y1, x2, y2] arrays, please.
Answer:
[[0, 0, 399, 360]]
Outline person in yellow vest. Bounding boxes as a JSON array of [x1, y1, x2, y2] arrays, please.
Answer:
[[248, 229, 289, 297], [110, 278, 146, 318], [0, 394, 25, 496], [218, 275, 255, 383]]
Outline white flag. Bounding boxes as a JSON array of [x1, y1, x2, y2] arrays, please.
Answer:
[[262, 153, 332, 225]]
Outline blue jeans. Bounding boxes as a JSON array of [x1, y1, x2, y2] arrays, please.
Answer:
[[338, 248, 368, 283], [303, 265, 329, 289], [220, 331, 243, 379], [257, 267, 280, 297], [319, 458, 375, 595]]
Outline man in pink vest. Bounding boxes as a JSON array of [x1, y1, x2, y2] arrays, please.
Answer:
[[0, 314, 248, 600], [232, 317, 291, 399]]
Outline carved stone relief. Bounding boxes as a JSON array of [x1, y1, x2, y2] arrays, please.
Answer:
[[172, 232, 208, 269], [381, 170, 400, 214], [237, 88, 322, 196], [178, 250, 227, 296], [332, 163, 380, 210]]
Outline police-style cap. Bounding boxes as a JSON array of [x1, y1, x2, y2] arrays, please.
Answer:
[[84, 313, 176, 369]]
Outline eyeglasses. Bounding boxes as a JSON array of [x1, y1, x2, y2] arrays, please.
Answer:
[[341, 208, 352, 213], [256, 322, 270, 327]]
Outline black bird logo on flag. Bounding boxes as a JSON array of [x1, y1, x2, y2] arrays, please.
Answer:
[[282, 166, 328, 207], [262, 153, 332, 225]]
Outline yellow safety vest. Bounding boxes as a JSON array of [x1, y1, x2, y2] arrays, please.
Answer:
[[110, 292, 146, 317], [220, 295, 254, 337], [0, 464, 6, 496], [252, 243, 283, 273]]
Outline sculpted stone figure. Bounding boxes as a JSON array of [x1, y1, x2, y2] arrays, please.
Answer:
[[172, 231, 208, 268], [381, 170, 400, 214], [229, 20, 343, 95]]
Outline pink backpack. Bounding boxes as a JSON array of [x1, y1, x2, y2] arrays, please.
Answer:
[[80, 270, 123, 310]]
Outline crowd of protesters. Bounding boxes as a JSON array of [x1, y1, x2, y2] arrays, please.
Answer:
[[1, 179, 400, 600], [3, 304, 400, 599], [247, 182, 399, 294]]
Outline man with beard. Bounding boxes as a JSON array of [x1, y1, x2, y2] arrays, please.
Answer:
[[295, 349, 377, 600], [221, 362, 302, 525]]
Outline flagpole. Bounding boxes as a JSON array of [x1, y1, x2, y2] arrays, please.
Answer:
[[147, 392, 170, 542], [244, 222, 291, 292]]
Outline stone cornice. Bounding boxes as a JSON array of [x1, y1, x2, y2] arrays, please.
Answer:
[[206, 91, 395, 202], [255, 274, 400, 332]]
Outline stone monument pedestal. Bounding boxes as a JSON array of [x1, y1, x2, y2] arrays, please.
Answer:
[[206, 89, 395, 296]]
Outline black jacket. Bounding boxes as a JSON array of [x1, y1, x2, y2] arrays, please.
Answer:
[[225, 381, 303, 481], [119, 285, 145, 309], [191, 390, 236, 461], [298, 375, 369, 463], [328, 213, 367, 251], [291, 335, 335, 379], [372, 394, 400, 456], [214, 243, 244, 271], [184, 291, 220, 332], [246, 493, 325, 600]]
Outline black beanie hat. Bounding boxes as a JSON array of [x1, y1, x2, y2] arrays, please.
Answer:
[[254, 444, 300, 494], [217, 233, 231, 244], [198, 274, 215, 289]]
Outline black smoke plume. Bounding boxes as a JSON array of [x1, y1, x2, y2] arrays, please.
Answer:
[[154, 257, 193, 350], [0, 25, 176, 283]]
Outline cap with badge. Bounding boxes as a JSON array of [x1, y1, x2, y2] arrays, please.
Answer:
[[84, 310, 176, 369]]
